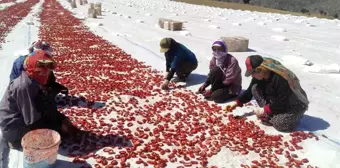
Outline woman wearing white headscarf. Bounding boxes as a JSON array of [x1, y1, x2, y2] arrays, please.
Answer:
[[198, 40, 242, 103]]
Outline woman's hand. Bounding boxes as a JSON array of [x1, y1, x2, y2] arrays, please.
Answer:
[[61, 119, 81, 136], [61, 119, 87, 142], [248, 106, 266, 118], [198, 83, 208, 94], [225, 101, 238, 112], [161, 80, 170, 90]]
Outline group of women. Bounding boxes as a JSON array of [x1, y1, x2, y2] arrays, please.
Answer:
[[0, 38, 309, 149], [159, 37, 309, 132]]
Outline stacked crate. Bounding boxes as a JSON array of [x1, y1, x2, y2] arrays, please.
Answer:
[[71, 0, 77, 8], [94, 3, 102, 16], [158, 18, 183, 31], [88, 3, 96, 18]]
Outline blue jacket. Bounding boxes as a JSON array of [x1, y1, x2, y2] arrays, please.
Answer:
[[10, 55, 28, 81], [165, 42, 197, 71]]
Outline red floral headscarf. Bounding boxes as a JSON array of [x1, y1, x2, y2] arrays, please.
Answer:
[[26, 49, 56, 85]]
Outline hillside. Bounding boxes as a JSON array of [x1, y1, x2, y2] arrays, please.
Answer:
[[248, 0, 340, 18], [177, 0, 340, 18]]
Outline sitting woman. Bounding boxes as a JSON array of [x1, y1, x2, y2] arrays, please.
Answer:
[[159, 38, 198, 90], [0, 50, 79, 149], [10, 41, 53, 81], [226, 55, 309, 132], [9, 41, 68, 98], [198, 40, 242, 103]]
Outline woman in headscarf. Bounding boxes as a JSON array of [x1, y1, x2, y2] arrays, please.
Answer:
[[226, 55, 309, 132], [9, 41, 68, 97], [198, 40, 242, 103], [10, 41, 53, 81], [159, 38, 198, 90], [0, 50, 79, 149]]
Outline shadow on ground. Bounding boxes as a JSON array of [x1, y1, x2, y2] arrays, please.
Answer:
[[185, 73, 207, 87], [58, 132, 132, 158], [247, 48, 257, 52], [214, 89, 247, 104], [56, 95, 106, 109], [53, 159, 91, 168], [298, 114, 330, 132]]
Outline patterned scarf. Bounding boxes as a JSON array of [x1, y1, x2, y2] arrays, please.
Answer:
[[260, 57, 309, 105]]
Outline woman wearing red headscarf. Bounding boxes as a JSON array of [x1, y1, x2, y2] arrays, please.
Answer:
[[0, 50, 80, 148], [9, 41, 68, 98]]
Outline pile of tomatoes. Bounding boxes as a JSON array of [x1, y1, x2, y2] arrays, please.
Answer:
[[0, 0, 39, 49], [0, 0, 16, 4]]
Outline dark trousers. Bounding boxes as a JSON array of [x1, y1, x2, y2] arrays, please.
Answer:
[[34, 89, 66, 132], [175, 62, 198, 79], [206, 67, 236, 103], [251, 84, 307, 132]]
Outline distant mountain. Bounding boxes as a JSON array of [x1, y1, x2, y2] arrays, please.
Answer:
[[217, 0, 340, 18]]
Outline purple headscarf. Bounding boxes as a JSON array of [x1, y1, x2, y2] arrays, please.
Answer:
[[212, 40, 228, 68]]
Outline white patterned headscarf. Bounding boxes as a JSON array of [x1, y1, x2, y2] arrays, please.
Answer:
[[212, 40, 228, 68]]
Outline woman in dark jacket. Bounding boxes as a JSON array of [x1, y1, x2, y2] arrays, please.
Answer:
[[198, 40, 242, 103], [9, 41, 68, 98], [226, 55, 309, 132], [159, 38, 198, 90], [0, 50, 79, 148]]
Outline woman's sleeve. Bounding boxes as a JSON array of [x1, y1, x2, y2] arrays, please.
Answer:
[[236, 78, 256, 106], [222, 59, 241, 85], [16, 84, 41, 126]]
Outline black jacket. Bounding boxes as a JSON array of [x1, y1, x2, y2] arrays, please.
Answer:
[[237, 72, 306, 115]]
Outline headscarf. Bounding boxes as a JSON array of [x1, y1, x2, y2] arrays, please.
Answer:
[[259, 57, 309, 105], [212, 40, 228, 68], [23, 41, 53, 70], [26, 49, 56, 85], [28, 41, 53, 57]]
